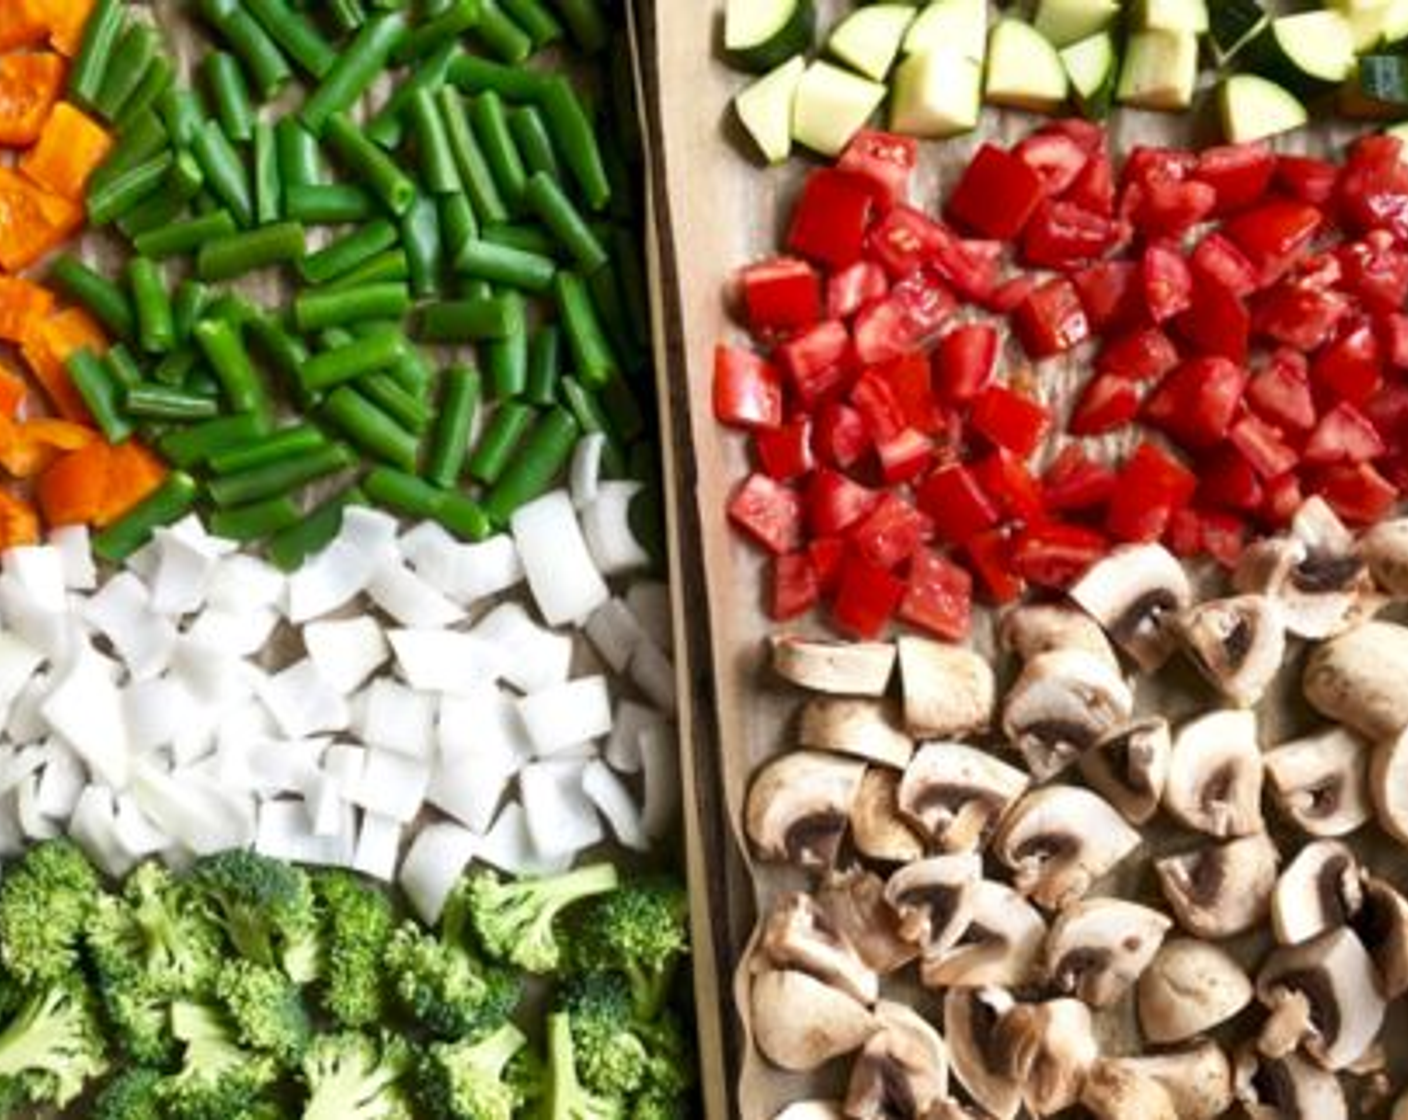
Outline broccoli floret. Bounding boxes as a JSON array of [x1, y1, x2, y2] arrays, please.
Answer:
[[557, 973, 650, 1098], [0, 978, 108, 1108], [466, 863, 620, 975], [216, 960, 312, 1066], [384, 919, 522, 1040], [300, 1031, 414, 1120], [0, 838, 102, 985], [94, 969, 180, 1068], [161, 1001, 279, 1120], [418, 1020, 528, 1120], [313, 870, 394, 1030], [545, 1011, 622, 1120], [92, 1067, 165, 1120], [629, 1088, 690, 1120], [573, 881, 689, 1020], [88, 861, 224, 995], [190, 851, 321, 981]]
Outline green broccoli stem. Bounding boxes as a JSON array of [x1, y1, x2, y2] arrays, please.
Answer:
[[0, 988, 79, 1079], [464, 1021, 527, 1078], [546, 1012, 615, 1120], [625, 958, 677, 1023]]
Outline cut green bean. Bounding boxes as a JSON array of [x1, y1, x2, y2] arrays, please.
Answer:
[[203, 51, 254, 143], [525, 170, 607, 273], [322, 250, 409, 291], [94, 472, 199, 563], [487, 322, 528, 400], [555, 0, 609, 53], [541, 75, 610, 212], [327, 0, 367, 34], [448, 54, 552, 101], [483, 222, 556, 257], [253, 122, 281, 225], [436, 492, 493, 540], [483, 405, 580, 521], [244, 0, 337, 79], [284, 184, 376, 224], [439, 194, 478, 264], [152, 347, 198, 387], [362, 373, 431, 434], [437, 87, 508, 225], [159, 413, 270, 467], [194, 318, 265, 413], [556, 270, 616, 388], [195, 0, 294, 101], [323, 112, 417, 217], [128, 258, 175, 354], [321, 387, 419, 471], [507, 104, 561, 181], [364, 466, 446, 518], [171, 282, 210, 346], [471, 90, 527, 214], [105, 345, 143, 391], [94, 110, 169, 195], [276, 118, 322, 190], [474, 0, 533, 63], [301, 326, 408, 390], [501, 0, 564, 47], [94, 22, 160, 122], [209, 425, 328, 474], [456, 239, 556, 291], [268, 484, 363, 570], [210, 495, 303, 542], [67, 349, 133, 443], [125, 385, 222, 420], [301, 220, 398, 286], [134, 210, 237, 260], [191, 120, 254, 227], [114, 55, 175, 135], [301, 12, 409, 135], [385, 343, 435, 400], [157, 88, 204, 149], [50, 256, 136, 343], [70, 0, 125, 109], [116, 152, 205, 239], [295, 283, 412, 333], [365, 41, 458, 149], [401, 195, 443, 299], [425, 364, 480, 487], [197, 222, 306, 282], [559, 374, 624, 466], [208, 443, 355, 507], [525, 324, 562, 406], [418, 295, 522, 342], [468, 400, 533, 483], [409, 87, 461, 196], [88, 152, 172, 227], [600, 371, 645, 441], [394, 0, 479, 64]]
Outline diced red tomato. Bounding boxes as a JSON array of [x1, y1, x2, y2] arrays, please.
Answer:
[[877, 352, 941, 433], [1013, 277, 1090, 358], [849, 492, 928, 570], [770, 552, 819, 621], [1166, 506, 1203, 558], [1014, 129, 1090, 197], [1066, 145, 1115, 216], [1253, 282, 1351, 351], [964, 529, 1023, 604], [832, 550, 905, 638], [969, 384, 1051, 457], [713, 345, 784, 430], [928, 231, 1002, 303], [875, 427, 935, 484], [1021, 200, 1122, 271], [1305, 401, 1386, 465], [1190, 233, 1259, 297], [1194, 143, 1275, 215], [1106, 442, 1197, 542], [1198, 446, 1264, 512], [868, 205, 945, 278], [1143, 356, 1248, 450], [982, 275, 1038, 313], [837, 129, 918, 208], [1311, 461, 1399, 524], [728, 473, 803, 554], [935, 322, 998, 403], [1177, 275, 1250, 363], [917, 462, 1000, 545], [1012, 522, 1108, 589], [1380, 312, 1408, 369], [787, 169, 876, 268], [1142, 241, 1193, 323], [1230, 415, 1298, 480], [1043, 445, 1117, 512], [973, 448, 1045, 524], [806, 468, 880, 537], [1312, 317, 1383, 406], [1096, 326, 1179, 381], [898, 548, 972, 641], [826, 260, 888, 321], [1336, 134, 1408, 242], [1276, 155, 1338, 205], [946, 144, 1045, 241], [1073, 260, 1143, 334], [1337, 232, 1408, 313], [1200, 509, 1249, 567], [1365, 383, 1408, 445], [808, 537, 846, 595], [1131, 177, 1217, 239], [850, 369, 906, 443], [755, 418, 814, 481], [1260, 471, 1305, 527], [776, 319, 852, 406], [811, 401, 870, 469], [852, 269, 955, 365], [1222, 199, 1323, 279], [1247, 349, 1317, 433], [738, 257, 822, 337], [1070, 373, 1140, 436], [1122, 145, 1197, 190]]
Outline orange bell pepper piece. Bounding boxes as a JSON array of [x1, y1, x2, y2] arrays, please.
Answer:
[[20, 306, 106, 423], [0, 489, 40, 548], [96, 440, 166, 526], [0, 167, 82, 272], [0, 0, 47, 53], [37, 439, 110, 526], [32, 0, 94, 57], [0, 413, 95, 478], [0, 53, 65, 148], [20, 102, 110, 200], [0, 277, 55, 344], [0, 360, 26, 419]]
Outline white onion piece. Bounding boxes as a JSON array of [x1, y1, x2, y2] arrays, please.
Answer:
[[187, 606, 279, 657], [48, 526, 96, 591], [257, 799, 353, 868], [70, 786, 133, 878], [0, 632, 42, 727], [0, 576, 71, 664], [430, 690, 527, 835], [520, 759, 603, 858], [244, 738, 325, 797], [0, 745, 46, 795], [570, 432, 607, 509], [605, 701, 664, 774], [368, 559, 464, 628], [16, 774, 58, 839], [517, 676, 613, 756], [399, 821, 479, 923], [625, 581, 673, 654], [581, 482, 650, 577], [361, 679, 437, 757], [584, 599, 646, 674], [353, 811, 402, 881], [41, 652, 131, 789], [132, 760, 256, 856], [84, 573, 176, 679], [388, 629, 501, 694], [205, 553, 286, 614], [167, 637, 250, 709], [471, 602, 572, 694], [258, 659, 349, 739], [582, 760, 647, 851], [322, 744, 366, 796], [398, 522, 464, 599], [0, 794, 19, 858], [6, 674, 51, 744], [349, 749, 431, 823], [35, 743, 84, 819], [2, 545, 67, 612], [307, 773, 344, 837], [511, 491, 609, 626], [640, 721, 682, 840], [453, 536, 525, 604], [113, 793, 170, 858], [630, 639, 677, 715], [303, 617, 388, 695], [479, 801, 572, 876], [149, 522, 223, 616], [122, 678, 191, 753]]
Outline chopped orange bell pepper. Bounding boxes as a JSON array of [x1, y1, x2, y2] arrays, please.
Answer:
[[20, 101, 110, 200], [0, 412, 95, 478], [96, 440, 166, 526], [37, 439, 110, 525], [32, 0, 94, 57], [0, 276, 55, 343], [0, 360, 26, 419], [0, 1, 48, 53], [20, 306, 106, 422], [0, 52, 65, 148], [0, 167, 82, 272], [0, 489, 40, 548]]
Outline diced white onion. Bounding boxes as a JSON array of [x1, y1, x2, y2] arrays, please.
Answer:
[[399, 821, 479, 923], [348, 749, 431, 823], [257, 659, 350, 739], [580, 482, 651, 577], [387, 629, 501, 694], [511, 490, 609, 626], [41, 652, 131, 789], [367, 559, 464, 628], [34, 742, 84, 819], [70, 785, 134, 878], [353, 811, 402, 881], [361, 679, 437, 757], [570, 432, 607, 509], [204, 553, 287, 614], [16, 775, 58, 840], [582, 760, 648, 851], [113, 794, 171, 858], [48, 526, 96, 591], [303, 616, 388, 695], [517, 676, 613, 756], [639, 721, 681, 840], [2, 545, 67, 612], [0, 632, 43, 728], [584, 598, 646, 674], [452, 536, 525, 605], [478, 801, 572, 877], [520, 759, 603, 858], [471, 602, 572, 694], [132, 760, 256, 856]]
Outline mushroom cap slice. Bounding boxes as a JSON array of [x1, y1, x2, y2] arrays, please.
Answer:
[[816, 868, 919, 976], [994, 997, 1100, 1116], [1078, 718, 1171, 825], [1070, 542, 1192, 669], [798, 698, 915, 768], [921, 880, 1047, 990], [745, 750, 867, 868], [1136, 937, 1254, 1044], [1178, 595, 1286, 707], [884, 853, 981, 949], [1163, 709, 1265, 838], [1304, 621, 1408, 742], [851, 768, 926, 864], [1256, 927, 1387, 1071], [1079, 1060, 1178, 1120], [1264, 728, 1372, 839], [750, 967, 876, 1072], [1156, 832, 1279, 939], [1043, 897, 1172, 1008], [994, 785, 1140, 910], [1361, 518, 1408, 597], [772, 1103, 843, 1120], [1353, 873, 1408, 1000], [1271, 839, 1362, 946], [844, 1001, 950, 1120], [1370, 725, 1408, 844], [944, 988, 1022, 1120], [897, 741, 1030, 852], [998, 602, 1121, 669], [759, 891, 880, 1005], [1000, 649, 1134, 780], [1234, 1046, 1348, 1120], [771, 635, 896, 696], [897, 637, 995, 740], [1113, 1041, 1234, 1120]]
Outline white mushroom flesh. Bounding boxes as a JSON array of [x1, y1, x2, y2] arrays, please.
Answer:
[[751, 968, 876, 1072], [798, 698, 915, 768], [896, 637, 995, 740], [1136, 937, 1254, 1044], [1043, 897, 1172, 1008], [1271, 839, 1362, 946], [771, 636, 896, 696], [1070, 543, 1192, 669], [1264, 728, 1372, 839], [1078, 718, 1171, 825], [1163, 708, 1265, 838], [883, 853, 981, 951], [1370, 725, 1408, 844], [850, 768, 926, 864], [1000, 649, 1134, 780], [745, 750, 866, 867], [1178, 594, 1286, 707], [1304, 621, 1408, 742], [994, 786, 1140, 910], [1156, 832, 1279, 939], [920, 880, 1047, 990], [896, 741, 1029, 852]]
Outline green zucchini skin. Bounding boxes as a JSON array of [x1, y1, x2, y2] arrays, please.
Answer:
[[725, 0, 817, 73], [1209, 0, 1267, 63]]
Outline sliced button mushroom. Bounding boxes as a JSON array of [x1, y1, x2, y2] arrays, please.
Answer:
[[772, 635, 896, 696], [760, 891, 879, 1005], [897, 742, 1029, 852], [1114, 1040, 1234, 1120], [1070, 542, 1192, 669], [1043, 897, 1171, 1008], [1304, 621, 1408, 741], [944, 988, 1022, 1120], [772, 1103, 843, 1120], [994, 785, 1140, 910], [884, 853, 981, 950], [1156, 832, 1279, 939], [750, 967, 876, 1072], [1001, 649, 1134, 780], [896, 637, 995, 740], [851, 768, 926, 864], [1352, 873, 1408, 1000], [1178, 594, 1286, 707], [1078, 718, 1171, 825], [1079, 1060, 1178, 1120], [746, 751, 867, 867], [1370, 725, 1408, 844], [920, 880, 1047, 990], [844, 1001, 950, 1120], [816, 868, 919, 976], [998, 602, 1121, 669], [1235, 1046, 1349, 1120], [1256, 927, 1387, 1071], [1271, 839, 1362, 946], [1163, 709, 1265, 838], [1264, 728, 1371, 838], [1360, 518, 1408, 596], [993, 997, 1099, 1116], [799, 698, 915, 768], [1136, 937, 1253, 1044]]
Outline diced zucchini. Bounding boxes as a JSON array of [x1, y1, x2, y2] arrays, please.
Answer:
[[1383, 0, 1408, 45], [1219, 74, 1308, 143], [1343, 54, 1408, 120], [904, 0, 987, 63], [985, 18, 1069, 113], [724, 0, 816, 73], [1117, 29, 1198, 111], [890, 47, 983, 137], [1061, 32, 1118, 119], [1208, 0, 1267, 64], [1330, 0, 1396, 51], [791, 60, 887, 157], [1137, 0, 1208, 34], [828, 4, 915, 81], [735, 56, 806, 164], [1386, 119, 1408, 142], [1247, 12, 1356, 97], [1034, 0, 1119, 48]]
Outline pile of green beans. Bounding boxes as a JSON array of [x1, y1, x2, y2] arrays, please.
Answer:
[[59, 0, 655, 569]]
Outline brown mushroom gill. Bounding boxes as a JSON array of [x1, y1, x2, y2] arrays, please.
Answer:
[[1201, 762, 1238, 810], [1013, 832, 1079, 865], [1052, 946, 1114, 995], [1223, 616, 1253, 666], [1251, 1061, 1304, 1120], [1112, 589, 1180, 644], [787, 811, 848, 864], [1188, 849, 1226, 902], [1101, 733, 1155, 795], [874, 1064, 915, 1120], [1274, 969, 1341, 1052], [909, 785, 1002, 834], [1315, 855, 1357, 928], [1291, 553, 1365, 594], [896, 884, 962, 936], [965, 993, 1009, 1075]]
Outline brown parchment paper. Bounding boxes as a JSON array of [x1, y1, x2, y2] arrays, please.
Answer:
[[635, 3, 1408, 1118]]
